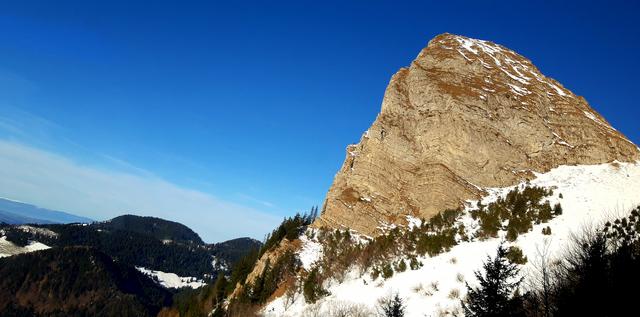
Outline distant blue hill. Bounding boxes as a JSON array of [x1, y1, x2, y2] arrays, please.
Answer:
[[0, 209, 55, 224], [0, 198, 93, 224]]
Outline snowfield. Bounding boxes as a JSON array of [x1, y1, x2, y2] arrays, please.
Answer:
[[298, 232, 323, 270], [135, 267, 206, 289], [0, 236, 50, 258], [212, 256, 229, 272], [263, 161, 640, 317]]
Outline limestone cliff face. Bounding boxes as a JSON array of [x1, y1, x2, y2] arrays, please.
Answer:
[[314, 33, 639, 236]]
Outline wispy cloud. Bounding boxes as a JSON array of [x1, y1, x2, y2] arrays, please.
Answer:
[[0, 106, 86, 155], [237, 193, 277, 208], [0, 140, 281, 242], [0, 107, 59, 141]]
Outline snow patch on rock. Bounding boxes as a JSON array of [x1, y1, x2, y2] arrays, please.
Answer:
[[298, 231, 323, 270]]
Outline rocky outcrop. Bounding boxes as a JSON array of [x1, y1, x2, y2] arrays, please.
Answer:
[[229, 238, 301, 299], [314, 33, 639, 236]]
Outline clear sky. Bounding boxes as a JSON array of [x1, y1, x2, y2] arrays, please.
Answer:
[[0, 1, 638, 242]]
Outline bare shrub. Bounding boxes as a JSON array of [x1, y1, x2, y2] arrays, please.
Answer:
[[527, 238, 556, 317], [283, 278, 300, 310], [437, 302, 465, 317], [301, 302, 323, 317], [413, 283, 433, 296], [325, 300, 373, 317], [226, 300, 260, 317]]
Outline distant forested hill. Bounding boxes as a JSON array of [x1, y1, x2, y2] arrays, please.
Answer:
[[0, 246, 172, 317], [209, 237, 263, 265], [0, 213, 263, 316], [0, 209, 55, 225], [0, 216, 261, 280], [96, 214, 204, 245]]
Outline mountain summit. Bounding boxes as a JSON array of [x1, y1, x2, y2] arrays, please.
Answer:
[[315, 33, 639, 236], [153, 34, 640, 317]]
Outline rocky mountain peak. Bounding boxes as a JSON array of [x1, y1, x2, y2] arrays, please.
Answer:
[[314, 33, 639, 236]]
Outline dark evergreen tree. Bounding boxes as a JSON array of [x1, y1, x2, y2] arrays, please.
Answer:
[[259, 208, 317, 257], [379, 293, 405, 317], [553, 231, 610, 317], [463, 243, 525, 317], [396, 259, 407, 272], [302, 267, 326, 304], [213, 275, 228, 305]]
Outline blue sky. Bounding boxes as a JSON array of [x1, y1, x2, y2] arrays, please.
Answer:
[[0, 1, 638, 242]]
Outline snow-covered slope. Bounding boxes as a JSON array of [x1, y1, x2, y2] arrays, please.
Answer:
[[136, 266, 206, 289], [0, 236, 50, 258], [264, 161, 640, 317]]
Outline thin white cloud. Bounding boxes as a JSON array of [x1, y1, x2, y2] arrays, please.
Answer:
[[236, 193, 277, 208], [0, 139, 281, 242]]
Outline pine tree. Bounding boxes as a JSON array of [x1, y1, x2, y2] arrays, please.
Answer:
[[463, 244, 525, 317], [381, 263, 394, 279], [303, 267, 326, 303], [553, 203, 563, 215], [396, 259, 407, 272], [378, 293, 405, 317], [213, 275, 228, 304]]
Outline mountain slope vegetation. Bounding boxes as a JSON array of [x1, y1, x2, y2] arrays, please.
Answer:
[[0, 246, 172, 317]]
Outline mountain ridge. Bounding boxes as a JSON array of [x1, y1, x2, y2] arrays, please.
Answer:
[[0, 197, 93, 224], [314, 33, 639, 236]]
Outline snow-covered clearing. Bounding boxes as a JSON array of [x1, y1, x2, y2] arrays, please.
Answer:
[[0, 236, 50, 258], [135, 267, 206, 289]]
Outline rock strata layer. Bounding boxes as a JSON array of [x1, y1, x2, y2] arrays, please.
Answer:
[[314, 33, 639, 236]]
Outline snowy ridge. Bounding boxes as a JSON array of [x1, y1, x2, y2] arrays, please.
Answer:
[[443, 34, 632, 140], [0, 197, 25, 203], [446, 35, 577, 103], [264, 161, 640, 317], [17, 225, 58, 238], [135, 267, 206, 289]]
